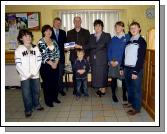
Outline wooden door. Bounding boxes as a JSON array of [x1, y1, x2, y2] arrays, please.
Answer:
[[147, 50, 155, 119]]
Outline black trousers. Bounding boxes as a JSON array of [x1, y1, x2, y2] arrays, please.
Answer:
[[111, 78, 127, 97], [40, 63, 59, 105], [58, 63, 65, 92]]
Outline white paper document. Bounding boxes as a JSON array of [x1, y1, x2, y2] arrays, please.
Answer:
[[64, 42, 75, 48]]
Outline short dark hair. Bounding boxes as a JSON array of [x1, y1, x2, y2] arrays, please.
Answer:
[[129, 21, 141, 33], [115, 21, 125, 33], [53, 17, 61, 22], [77, 48, 85, 53], [17, 29, 33, 44], [115, 21, 125, 27], [41, 24, 52, 37], [94, 19, 104, 29]]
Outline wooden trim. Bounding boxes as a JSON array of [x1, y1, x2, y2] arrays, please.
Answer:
[[142, 49, 155, 120], [5, 50, 15, 64]]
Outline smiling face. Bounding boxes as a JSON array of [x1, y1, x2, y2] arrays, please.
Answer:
[[53, 19, 61, 29], [77, 51, 84, 60], [73, 17, 82, 29], [94, 24, 103, 34], [115, 25, 124, 34], [21, 34, 32, 47], [44, 29, 52, 38], [130, 25, 141, 36]]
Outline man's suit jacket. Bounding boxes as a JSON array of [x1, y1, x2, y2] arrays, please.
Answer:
[[51, 28, 67, 64]]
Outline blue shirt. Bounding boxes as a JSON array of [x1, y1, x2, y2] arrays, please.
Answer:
[[108, 34, 130, 64], [53, 28, 59, 40]]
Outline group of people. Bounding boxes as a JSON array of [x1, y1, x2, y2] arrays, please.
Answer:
[[15, 16, 146, 118]]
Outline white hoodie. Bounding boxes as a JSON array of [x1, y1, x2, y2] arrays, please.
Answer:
[[15, 45, 42, 81]]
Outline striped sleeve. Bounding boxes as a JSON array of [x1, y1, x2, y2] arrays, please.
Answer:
[[15, 49, 31, 79]]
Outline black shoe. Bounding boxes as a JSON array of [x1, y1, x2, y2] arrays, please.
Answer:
[[59, 91, 66, 96], [123, 95, 127, 101], [112, 95, 118, 102], [101, 92, 106, 95], [46, 103, 54, 107], [96, 90, 102, 97], [54, 99, 61, 103], [36, 107, 44, 111], [73, 90, 77, 95], [25, 112, 32, 117]]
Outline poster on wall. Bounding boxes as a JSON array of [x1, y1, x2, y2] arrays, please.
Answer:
[[5, 12, 40, 31], [16, 13, 28, 30], [5, 12, 40, 50], [27, 12, 40, 30]]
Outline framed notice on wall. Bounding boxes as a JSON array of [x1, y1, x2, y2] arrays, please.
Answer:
[[5, 12, 41, 31], [27, 12, 40, 30]]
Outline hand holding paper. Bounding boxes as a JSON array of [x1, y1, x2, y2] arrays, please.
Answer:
[[64, 42, 76, 49]]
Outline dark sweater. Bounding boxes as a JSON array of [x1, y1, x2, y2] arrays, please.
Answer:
[[67, 28, 90, 62], [120, 36, 147, 75], [73, 58, 90, 79]]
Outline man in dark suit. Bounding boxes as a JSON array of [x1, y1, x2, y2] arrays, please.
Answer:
[[51, 17, 67, 96], [67, 16, 90, 95]]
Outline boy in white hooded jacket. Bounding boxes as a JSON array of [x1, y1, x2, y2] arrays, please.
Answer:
[[15, 29, 44, 117]]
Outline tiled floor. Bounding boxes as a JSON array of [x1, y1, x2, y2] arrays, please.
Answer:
[[5, 87, 154, 122]]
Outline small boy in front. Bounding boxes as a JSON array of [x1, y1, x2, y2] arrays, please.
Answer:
[[73, 49, 90, 100], [15, 29, 44, 117], [120, 21, 147, 115]]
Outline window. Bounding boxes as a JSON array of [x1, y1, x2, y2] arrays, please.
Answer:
[[59, 10, 120, 36]]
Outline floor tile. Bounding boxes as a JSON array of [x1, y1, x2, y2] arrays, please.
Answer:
[[71, 106, 82, 111], [81, 111, 93, 118], [92, 105, 103, 111], [69, 111, 81, 118], [80, 118, 92, 122], [104, 116, 118, 122], [117, 116, 130, 122], [93, 117, 105, 122], [55, 117, 68, 122], [93, 110, 104, 117], [67, 117, 80, 122], [82, 106, 92, 111], [5, 88, 154, 122], [103, 110, 115, 117]]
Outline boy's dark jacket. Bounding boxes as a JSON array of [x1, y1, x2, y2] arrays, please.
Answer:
[[73, 58, 90, 79]]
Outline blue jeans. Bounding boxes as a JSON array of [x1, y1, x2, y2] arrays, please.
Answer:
[[21, 78, 41, 113], [124, 67, 143, 112], [76, 78, 89, 97]]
